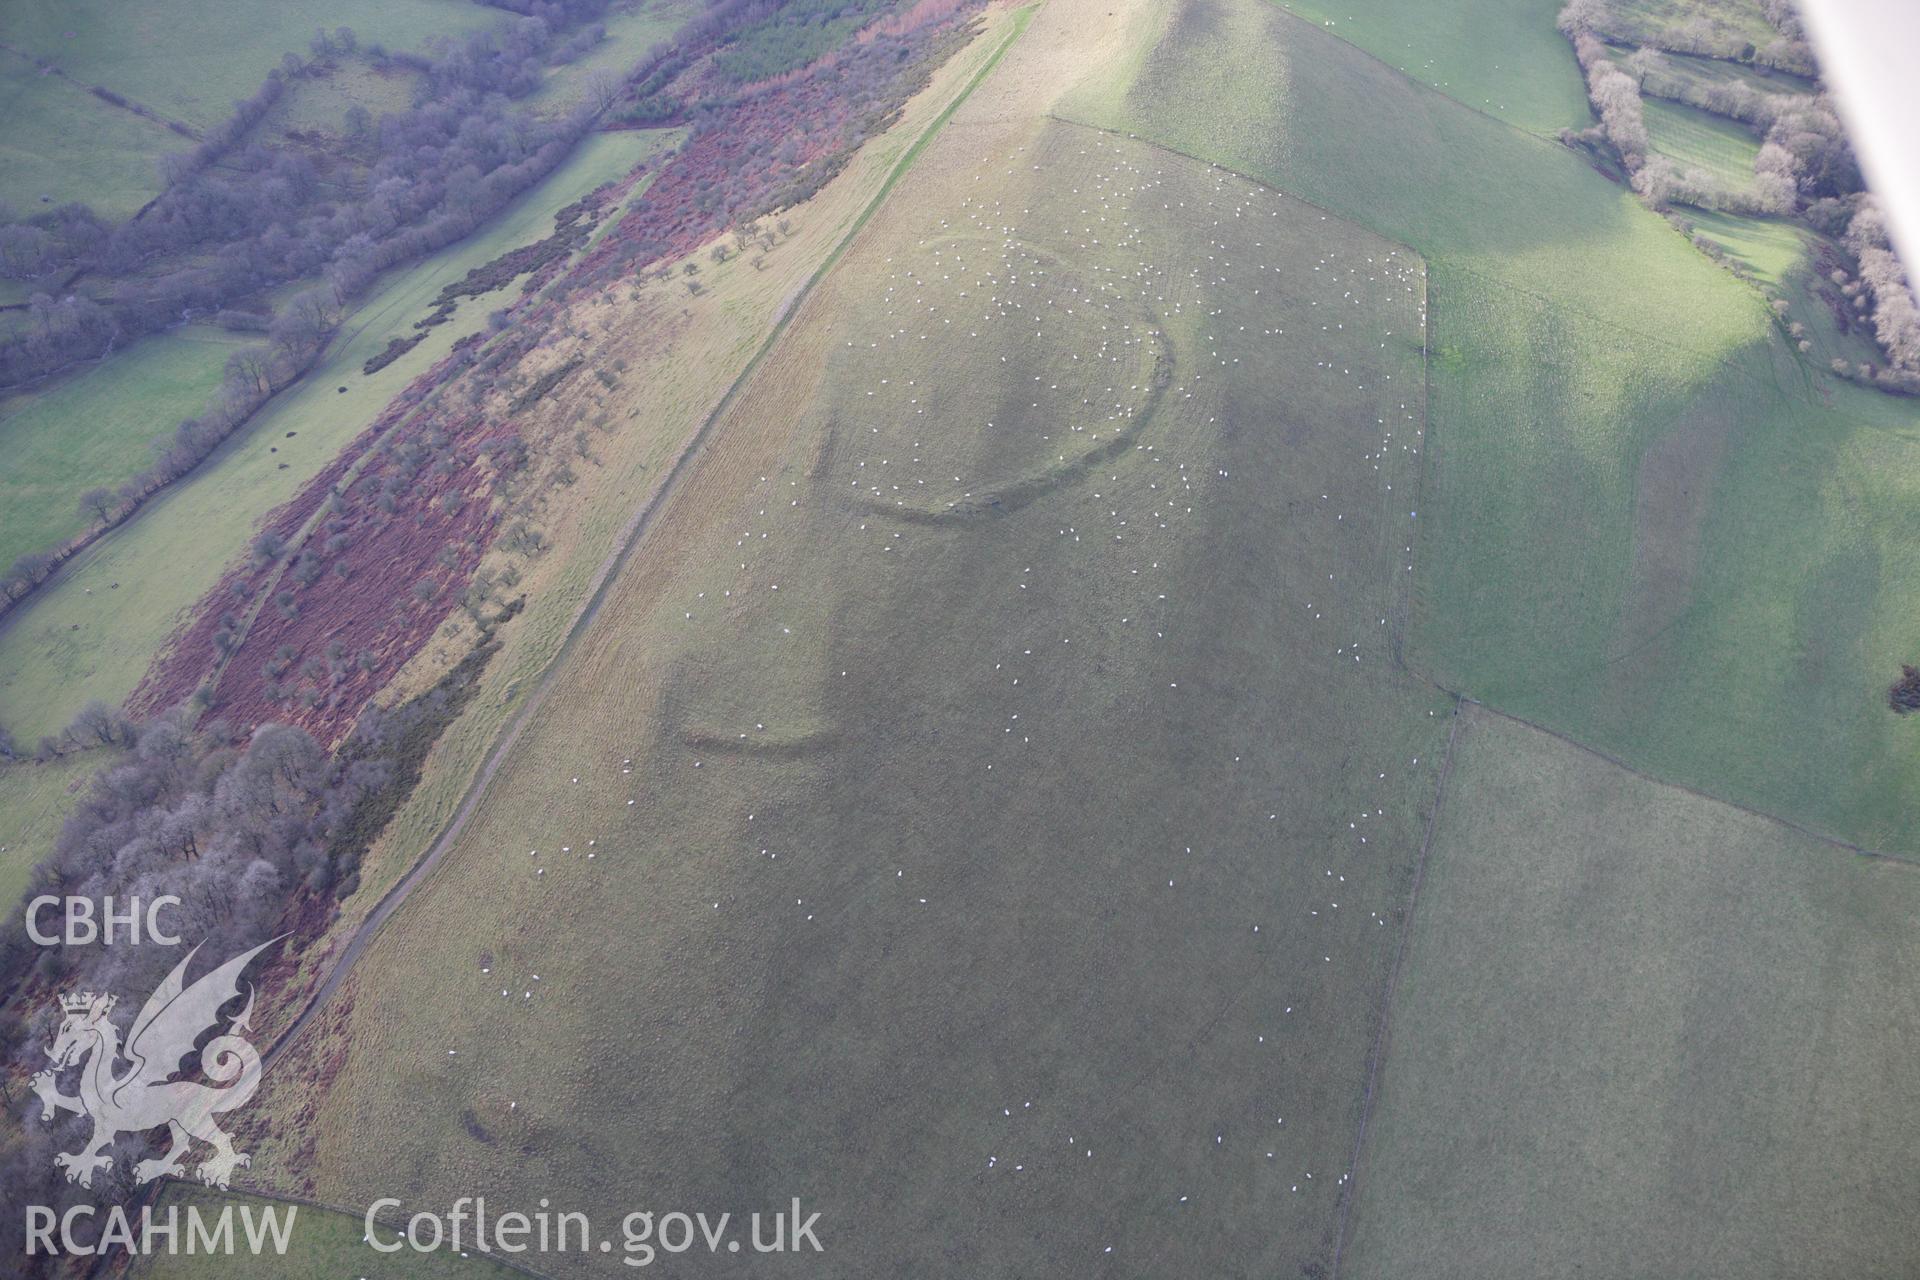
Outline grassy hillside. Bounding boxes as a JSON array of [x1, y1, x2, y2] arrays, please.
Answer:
[[1060, 0, 1920, 855], [12, 1, 1913, 1277], [0, 129, 675, 745], [1276, 0, 1591, 133], [1062, 0, 1756, 340], [218, 7, 1038, 1092], [1343, 707, 1920, 1278], [285, 10, 1466, 1266]]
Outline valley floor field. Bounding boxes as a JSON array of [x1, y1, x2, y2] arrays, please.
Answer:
[[0, 324, 247, 571], [0, 747, 102, 907], [0, 129, 675, 748], [1642, 94, 1763, 191], [0, 48, 195, 220]]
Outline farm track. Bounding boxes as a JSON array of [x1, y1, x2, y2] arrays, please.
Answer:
[[260, 8, 1036, 1072]]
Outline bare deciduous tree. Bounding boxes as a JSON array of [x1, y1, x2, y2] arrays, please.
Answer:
[[580, 69, 625, 116], [79, 487, 116, 526]]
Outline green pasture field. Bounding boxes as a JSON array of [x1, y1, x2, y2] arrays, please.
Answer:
[[1680, 206, 1884, 371], [127, 1185, 528, 1279], [0, 0, 500, 216], [1062, 0, 1920, 856], [0, 0, 497, 132], [0, 0, 684, 219], [0, 325, 247, 572], [1684, 204, 1803, 277], [299, 72, 1455, 1273], [0, 51, 193, 218], [0, 749, 109, 908], [1343, 707, 1920, 1278], [1275, 0, 1590, 133], [1064, 0, 1756, 344], [1521, 358, 1920, 855], [0, 129, 675, 748], [1061, 4, 1920, 1267], [1629, 44, 1817, 96], [1643, 94, 1761, 191], [13, 3, 1914, 1278]]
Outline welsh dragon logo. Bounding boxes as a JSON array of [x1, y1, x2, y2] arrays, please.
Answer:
[[29, 938, 280, 1190]]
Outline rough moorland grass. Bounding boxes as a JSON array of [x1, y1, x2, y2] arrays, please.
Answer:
[[284, 6, 1020, 928], [265, 56, 420, 138], [127, 1185, 526, 1279], [1063, 0, 1920, 855], [0, 130, 674, 746], [1344, 707, 1920, 1279], [0, 325, 247, 571], [1274, 0, 1591, 133], [296, 59, 1451, 1276], [1643, 94, 1761, 191]]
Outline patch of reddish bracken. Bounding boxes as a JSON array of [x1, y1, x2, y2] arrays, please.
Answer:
[[130, 4, 984, 746], [130, 355, 501, 745]]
